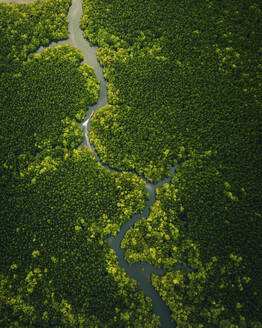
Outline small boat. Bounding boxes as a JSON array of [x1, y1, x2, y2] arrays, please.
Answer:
[[90, 111, 95, 119]]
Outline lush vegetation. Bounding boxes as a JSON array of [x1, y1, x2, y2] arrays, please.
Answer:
[[122, 152, 262, 327], [1, 146, 157, 327], [82, 0, 262, 182], [0, 0, 71, 72], [81, 0, 262, 326], [1, 44, 99, 175], [0, 1, 159, 326], [1, 0, 261, 326]]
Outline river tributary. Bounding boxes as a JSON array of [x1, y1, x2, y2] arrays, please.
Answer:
[[1, 0, 187, 326]]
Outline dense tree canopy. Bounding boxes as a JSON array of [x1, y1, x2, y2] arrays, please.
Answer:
[[1, 0, 261, 326], [82, 0, 262, 182], [0, 1, 158, 326], [122, 152, 262, 326], [0, 0, 71, 71], [81, 0, 262, 326]]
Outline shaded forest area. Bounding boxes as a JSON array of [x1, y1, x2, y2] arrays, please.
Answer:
[[81, 0, 262, 327], [0, 0, 261, 327], [0, 1, 158, 326]]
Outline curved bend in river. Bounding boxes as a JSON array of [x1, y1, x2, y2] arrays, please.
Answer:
[[2, 0, 185, 326]]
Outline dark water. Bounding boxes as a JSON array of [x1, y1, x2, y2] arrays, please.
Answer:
[[107, 166, 178, 328], [2, 0, 192, 326]]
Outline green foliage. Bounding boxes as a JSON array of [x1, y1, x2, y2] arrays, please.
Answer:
[[0, 45, 99, 175], [82, 0, 262, 182], [1, 148, 155, 327], [81, 0, 262, 325], [1, 0, 262, 326], [0, 1, 158, 326], [122, 153, 262, 326], [0, 0, 71, 69]]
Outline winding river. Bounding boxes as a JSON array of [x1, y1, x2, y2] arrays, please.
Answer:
[[1, 0, 185, 326]]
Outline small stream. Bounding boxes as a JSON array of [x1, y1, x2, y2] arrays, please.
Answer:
[[107, 167, 178, 328], [1, 0, 188, 326]]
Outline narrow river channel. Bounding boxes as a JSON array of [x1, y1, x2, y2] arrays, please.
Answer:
[[1, 0, 184, 326]]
